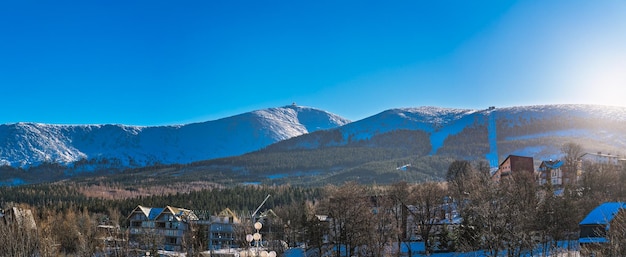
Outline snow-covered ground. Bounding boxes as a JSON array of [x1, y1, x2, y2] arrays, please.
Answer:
[[283, 241, 580, 257]]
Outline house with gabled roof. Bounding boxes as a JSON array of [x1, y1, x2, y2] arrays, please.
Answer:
[[538, 160, 569, 186], [579, 202, 626, 255], [127, 205, 198, 251], [200, 207, 239, 251]]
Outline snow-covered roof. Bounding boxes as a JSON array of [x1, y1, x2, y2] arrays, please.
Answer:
[[130, 205, 197, 221], [148, 207, 164, 220], [156, 206, 198, 221], [540, 160, 563, 169], [579, 202, 626, 226]]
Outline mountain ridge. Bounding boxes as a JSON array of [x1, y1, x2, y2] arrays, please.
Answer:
[[2, 104, 626, 186], [266, 104, 626, 161], [0, 105, 350, 167]]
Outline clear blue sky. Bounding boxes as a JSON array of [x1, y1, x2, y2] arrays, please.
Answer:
[[1, 1, 625, 126]]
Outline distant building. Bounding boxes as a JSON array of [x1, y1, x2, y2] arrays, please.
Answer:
[[578, 152, 626, 173], [491, 155, 535, 182], [96, 224, 125, 254], [128, 205, 199, 251], [128, 205, 244, 252], [537, 160, 574, 186], [203, 208, 239, 251]]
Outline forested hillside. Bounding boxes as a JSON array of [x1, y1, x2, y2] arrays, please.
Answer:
[[3, 158, 626, 256], [2, 104, 626, 187]]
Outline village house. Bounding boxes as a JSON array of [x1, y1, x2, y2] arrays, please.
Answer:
[[491, 155, 535, 182], [579, 202, 626, 255], [128, 205, 243, 252], [199, 208, 239, 251], [128, 205, 199, 251], [537, 159, 571, 186], [536, 151, 625, 187]]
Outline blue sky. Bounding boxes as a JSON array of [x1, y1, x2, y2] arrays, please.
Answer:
[[1, 1, 625, 126]]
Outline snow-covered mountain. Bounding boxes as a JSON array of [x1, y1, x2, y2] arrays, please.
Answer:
[[3, 104, 625, 175], [269, 104, 626, 165], [0, 105, 350, 168]]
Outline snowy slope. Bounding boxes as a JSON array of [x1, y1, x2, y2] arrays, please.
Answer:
[[270, 104, 626, 164], [2, 104, 625, 171], [0, 105, 350, 167], [492, 104, 626, 160], [338, 107, 480, 153]]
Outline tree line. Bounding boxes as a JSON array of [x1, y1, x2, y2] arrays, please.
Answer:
[[3, 143, 626, 256]]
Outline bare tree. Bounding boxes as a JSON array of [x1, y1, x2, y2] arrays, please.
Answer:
[[304, 213, 328, 257], [561, 142, 583, 178], [273, 201, 306, 248], [457, 170, 539, 257], [233, 219, 253, 251], [102, 208, 131, 257], [536, 184, 579, 256], [578, 164, 620, 211], [0, 206, 39, 257], [446, 160, 473, 200], [389, 182, 410, 257], [408, 182, 446, 255], [325, 182, 373, 257], [454, 162, 491, 252], [603, 209, 626, 256], [37, 208, 59, 257], [500, 172, 539, 257], [363, 189, 397, 257], [136, 227, 164, 256], [75, 208, 99, 256], [192, 221, 211, 257]]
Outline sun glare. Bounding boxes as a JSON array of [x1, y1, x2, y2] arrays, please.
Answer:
[[567, 45, 626, 107]]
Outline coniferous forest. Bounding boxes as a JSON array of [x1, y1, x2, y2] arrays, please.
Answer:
[[2, 147, 626, 256]]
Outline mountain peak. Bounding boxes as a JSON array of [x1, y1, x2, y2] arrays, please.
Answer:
[[0, 105, 350, 168]]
